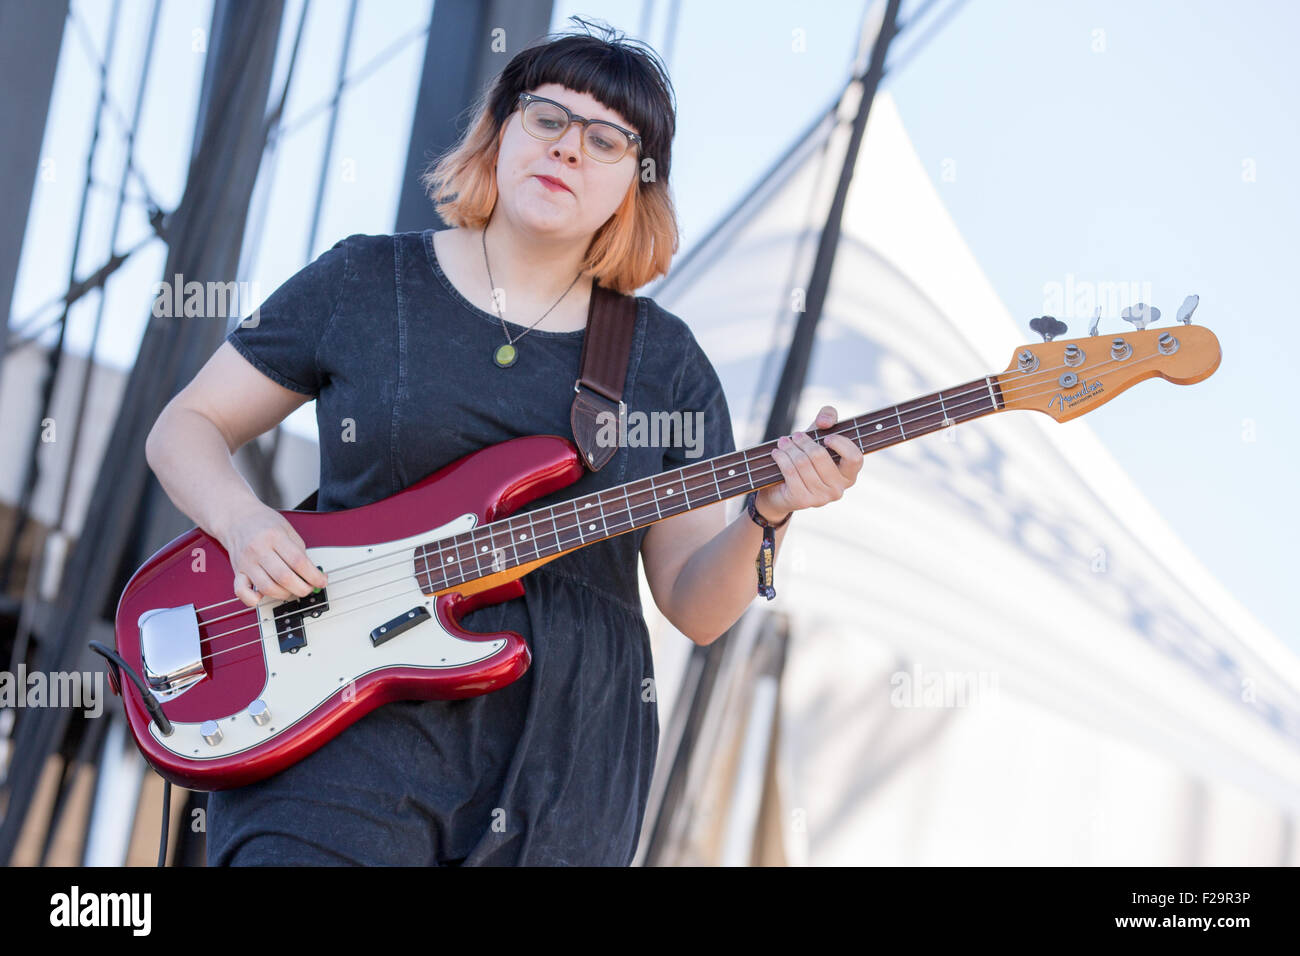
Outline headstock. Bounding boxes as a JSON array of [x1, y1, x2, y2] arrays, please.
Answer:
[[997, 295, 1221, 422]]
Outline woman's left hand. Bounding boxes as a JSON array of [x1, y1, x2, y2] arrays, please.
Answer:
[[754, 406, 863, 522]]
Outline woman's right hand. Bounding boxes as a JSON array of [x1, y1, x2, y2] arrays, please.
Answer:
[[218, 503, 329, 607]]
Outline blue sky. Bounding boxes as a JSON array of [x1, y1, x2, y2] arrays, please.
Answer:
[[10, 0, 1297, 649]]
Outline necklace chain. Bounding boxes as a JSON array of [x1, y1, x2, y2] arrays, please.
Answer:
[[481, 227, 583, 353]]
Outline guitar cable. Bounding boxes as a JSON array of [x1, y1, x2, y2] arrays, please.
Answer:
[[88, 641, 174, 866]]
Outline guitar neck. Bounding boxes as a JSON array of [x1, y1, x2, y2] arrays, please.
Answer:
[[418, 374, 1005, 591]]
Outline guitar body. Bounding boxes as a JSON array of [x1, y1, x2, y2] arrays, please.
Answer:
[[113, 434, 585, 790]]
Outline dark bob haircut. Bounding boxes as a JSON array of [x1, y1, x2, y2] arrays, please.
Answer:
[[421, 17, 680, 293]]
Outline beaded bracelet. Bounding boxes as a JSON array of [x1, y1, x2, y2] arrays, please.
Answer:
[[744, 490, 791, 600]]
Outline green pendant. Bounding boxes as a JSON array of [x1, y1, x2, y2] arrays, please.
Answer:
[[494, 343, 517, 367]]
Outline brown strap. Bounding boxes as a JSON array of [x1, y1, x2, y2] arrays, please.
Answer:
[[570, 283, 637, 472]]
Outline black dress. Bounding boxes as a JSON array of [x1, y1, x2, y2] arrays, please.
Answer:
[[205, 228, 736, 866]]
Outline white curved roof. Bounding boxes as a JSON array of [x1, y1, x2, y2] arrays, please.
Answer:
[[640, 91, 1300, 865]]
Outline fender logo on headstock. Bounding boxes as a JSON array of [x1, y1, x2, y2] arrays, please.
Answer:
[[1048, 378, 1103, 412]]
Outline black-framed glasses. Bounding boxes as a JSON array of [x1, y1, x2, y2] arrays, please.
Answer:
[[516, 92, 641, 164]]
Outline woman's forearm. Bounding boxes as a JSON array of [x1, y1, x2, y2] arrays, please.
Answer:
[[667, 498, 792, 645], [144, 406, 265, 548], [665, 405, 866, 644]]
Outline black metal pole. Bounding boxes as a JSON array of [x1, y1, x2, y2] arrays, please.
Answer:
[[0, 0, 286, 865], [0, 0, 69, 403], [763, 0, 902, 440], [394, 0, 554, 234], [640, 0, 903, 866]]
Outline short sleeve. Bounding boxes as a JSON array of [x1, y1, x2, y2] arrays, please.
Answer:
[[662, 328, 736, 469], [224, 235, 352, 396]]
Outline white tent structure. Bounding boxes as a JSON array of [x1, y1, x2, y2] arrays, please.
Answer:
[[635, 89, 1300, 866]]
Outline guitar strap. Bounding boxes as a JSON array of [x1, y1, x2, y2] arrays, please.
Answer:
[[291, 282, 637, 511], [570, 282, 637, 473]]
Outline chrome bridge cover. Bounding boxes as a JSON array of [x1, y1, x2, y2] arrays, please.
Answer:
[[137, 604, 207, 702]]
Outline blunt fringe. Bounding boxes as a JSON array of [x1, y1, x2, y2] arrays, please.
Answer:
[[419, 17, 679, 294]]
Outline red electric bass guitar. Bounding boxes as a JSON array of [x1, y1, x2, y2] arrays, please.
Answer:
[[111, 313, 1220, 790]]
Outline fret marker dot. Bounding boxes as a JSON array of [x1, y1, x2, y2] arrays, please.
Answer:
[[480, 545, 487, 552], [875, 423, 882, 430], [519, 533, 527, 540], [667, 488, 674, 494], [446, 556, 454, 563], [588, 523, 596, 531], [728, 469, 735, 476]]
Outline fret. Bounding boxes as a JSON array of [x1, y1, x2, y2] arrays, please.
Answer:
[[600, 489, 618, 535], [894, 406, 906, 438], [428, 539, 448, 578], [620, 482, 640, 526], [616, 485, 634, 533], [520, 509, 540, 561], [649, 474, 665, 519], [541, 507, 563, 558], [593, 490, 616, 535], [597, 497, 611, 538], [559, 500, 581, 550], [575, 498, 607, 540], [852, 418, 868, 450], [938, 390, 949, 425], [573, 500, 588, 544], [517, 511, 539, 561], [627, 479, 653, 525], [492, 522, 510, 573], [472, 532, 492, 577]]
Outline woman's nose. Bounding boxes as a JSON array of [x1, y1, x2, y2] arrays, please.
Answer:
[[550, 123, 583, 163]]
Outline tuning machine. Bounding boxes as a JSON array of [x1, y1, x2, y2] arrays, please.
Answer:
[[1029, 315, 1068, 343], [1121, 302, 1161, 331]]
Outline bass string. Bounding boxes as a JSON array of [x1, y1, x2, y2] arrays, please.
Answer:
[[191, 344, 1164, 634]]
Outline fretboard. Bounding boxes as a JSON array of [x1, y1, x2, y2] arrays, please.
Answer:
[[415, 375, 1004, 591]]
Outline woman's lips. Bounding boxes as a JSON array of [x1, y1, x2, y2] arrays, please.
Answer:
[[534, 175, 571, 194]]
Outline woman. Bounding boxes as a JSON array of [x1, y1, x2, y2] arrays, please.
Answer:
[[145, 21, 862, 866]]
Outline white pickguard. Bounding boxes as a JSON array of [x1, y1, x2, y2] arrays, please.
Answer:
[[148, 512, 509, 760]]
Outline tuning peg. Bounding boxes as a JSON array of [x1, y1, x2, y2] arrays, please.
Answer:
[[1089, 307, 1101, 337], [1121, 302, 1160, 331], [1029, 315, 1068, 342], [1176, 294, 1199, 325]]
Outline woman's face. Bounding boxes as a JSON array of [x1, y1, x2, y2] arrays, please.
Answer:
[[494, 83, 640, 244]]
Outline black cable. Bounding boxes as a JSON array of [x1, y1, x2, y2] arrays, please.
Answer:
[[158, 779, 171, 867], [87, 641, 172, 736], [87, 640, 174, 867], [86, 642, 176, 868]]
